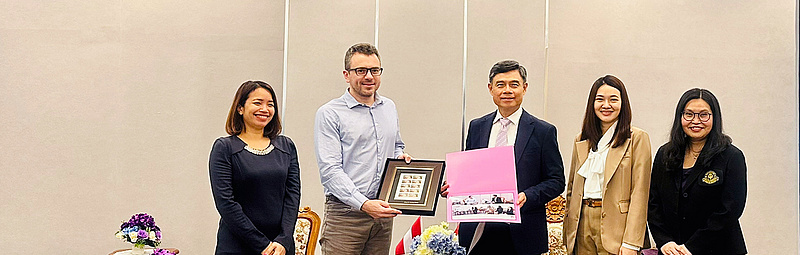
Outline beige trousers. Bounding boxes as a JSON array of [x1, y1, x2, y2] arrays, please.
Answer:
[[319, 196, 393, 255], [575, 204, 613, 255]]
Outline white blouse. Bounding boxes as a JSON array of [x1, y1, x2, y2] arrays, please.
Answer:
[[577, 121, 617, 199]]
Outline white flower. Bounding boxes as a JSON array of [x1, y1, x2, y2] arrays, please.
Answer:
[[129, 231, 138, 242], [149, 231, 156, 240], [115, 231, 125, 240]]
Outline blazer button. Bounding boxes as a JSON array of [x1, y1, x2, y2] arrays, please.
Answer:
[[682, 193, 688, 198]]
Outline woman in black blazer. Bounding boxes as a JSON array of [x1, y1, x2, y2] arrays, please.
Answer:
[[648, 88, 747, 255], [209, 81, 300, 255]]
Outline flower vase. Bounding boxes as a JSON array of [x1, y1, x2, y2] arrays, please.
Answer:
[[131, 244, 146, 255]]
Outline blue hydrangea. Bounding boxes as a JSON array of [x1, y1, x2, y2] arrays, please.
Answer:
[[408, 222, 466, 255], [410, 236, 423, 251], [426, 233, 465, 255]]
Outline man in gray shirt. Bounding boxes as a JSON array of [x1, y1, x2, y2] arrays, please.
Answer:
[[314, 42, 411, 254]]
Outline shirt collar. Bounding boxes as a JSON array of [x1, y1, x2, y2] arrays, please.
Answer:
[[493, 107, 523, 126], [343, 88, 383, 108], [596, 121, 618, 151]]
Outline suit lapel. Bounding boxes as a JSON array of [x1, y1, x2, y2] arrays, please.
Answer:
[[682, 158, 708, 192], [514, 111, 535, 164], [603, 138, 631, 190], [572, 140, 591, 192], [576, 140, 590, 166], [476, 112, 495, 149]]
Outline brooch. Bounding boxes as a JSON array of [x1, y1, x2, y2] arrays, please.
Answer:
[[701, 170, 719, 184]]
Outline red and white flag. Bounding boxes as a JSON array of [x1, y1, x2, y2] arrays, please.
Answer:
[[394, 216, 422, 255]]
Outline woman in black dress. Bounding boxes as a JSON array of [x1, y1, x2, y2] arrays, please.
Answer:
[[210, 81, 300, 255], [648, 88, 747, 255]]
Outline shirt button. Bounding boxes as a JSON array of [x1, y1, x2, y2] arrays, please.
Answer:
[[683, 193, 689, 198], [601, 213, 606, 218]]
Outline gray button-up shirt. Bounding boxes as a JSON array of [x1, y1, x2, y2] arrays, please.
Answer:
[[314, 89, 405, 209]]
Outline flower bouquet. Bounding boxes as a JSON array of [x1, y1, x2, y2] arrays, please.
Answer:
[[115, 213, 162, 253], [410, 222, 466, 255]]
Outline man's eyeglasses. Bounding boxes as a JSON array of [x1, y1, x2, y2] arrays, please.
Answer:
[[682, 111, 712, 122], [347, 67, 383, 77]]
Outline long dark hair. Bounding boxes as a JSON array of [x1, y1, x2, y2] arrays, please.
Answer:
[[580, 75, 632, 151], [225, 81, 282, 139], [662, 88, 731, 168]]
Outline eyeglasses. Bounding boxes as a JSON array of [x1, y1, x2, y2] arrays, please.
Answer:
[[347, 67, 383, 76], [682, 111, 712, 122]]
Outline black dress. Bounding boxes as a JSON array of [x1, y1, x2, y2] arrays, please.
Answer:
[[209, 135, 301, 254], [648, 144, 747, 255]]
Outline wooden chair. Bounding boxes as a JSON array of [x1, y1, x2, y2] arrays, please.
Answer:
[[294, 206, 321, 255], [545, 195, 567, 255], [108, 247, 179, 255]]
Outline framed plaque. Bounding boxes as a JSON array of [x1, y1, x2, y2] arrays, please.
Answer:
[[377, 159, 445, 216]]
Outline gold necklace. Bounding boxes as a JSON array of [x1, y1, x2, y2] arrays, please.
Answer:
[[688, 146, 702, 159]]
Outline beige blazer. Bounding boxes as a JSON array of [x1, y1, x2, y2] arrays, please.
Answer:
[[563, 127, 652, 253]]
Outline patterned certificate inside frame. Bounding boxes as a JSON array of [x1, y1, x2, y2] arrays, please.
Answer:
[[392, 171, 428, 201], [378, 159, 445, 216]]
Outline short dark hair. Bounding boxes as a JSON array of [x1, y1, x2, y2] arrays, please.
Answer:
[[662, 88, 731, 169], [344, 43, 381, 69], [580, 75, 632, 150], [489, 60, 527, 83], [225, 81, 282, 139]]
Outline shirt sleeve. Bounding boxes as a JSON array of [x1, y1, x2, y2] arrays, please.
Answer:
[[522, 124, 566, 207], [648, 147, 674, 248], [314, 107, 370, 209], [622, 131, 653, 247], [393, 116, 406, 157], [209, 138, 271, 252], [273, 137, 301, 251]]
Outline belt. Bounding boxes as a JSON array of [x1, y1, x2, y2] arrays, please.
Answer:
[[325, 195, 345, 204], [582, 198, 602, 207]]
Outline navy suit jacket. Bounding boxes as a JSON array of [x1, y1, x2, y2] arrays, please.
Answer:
[[458, 110, 565, 254]]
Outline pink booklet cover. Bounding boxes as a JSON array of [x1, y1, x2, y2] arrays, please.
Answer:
[[445, 146, 520, 223]]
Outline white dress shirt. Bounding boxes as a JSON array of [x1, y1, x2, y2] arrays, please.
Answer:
[[488, 108, 523, 148]]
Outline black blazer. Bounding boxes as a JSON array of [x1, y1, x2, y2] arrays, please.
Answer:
[[458, 110, 566, 254], [209, 135, 301, 255], [648, 144, 747, 255]]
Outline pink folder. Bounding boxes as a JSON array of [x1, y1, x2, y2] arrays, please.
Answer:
[[445, 146, 520, 223]]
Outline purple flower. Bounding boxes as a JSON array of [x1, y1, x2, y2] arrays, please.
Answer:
[[152, 248, 175, 255], [120, 213, 159, 230], [118, 213, 163, 247]]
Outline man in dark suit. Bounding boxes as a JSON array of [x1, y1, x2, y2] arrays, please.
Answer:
[[443, 60, 565, 254]]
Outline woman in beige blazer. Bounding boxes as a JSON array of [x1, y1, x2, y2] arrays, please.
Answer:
[[563, 75, 652, 255]]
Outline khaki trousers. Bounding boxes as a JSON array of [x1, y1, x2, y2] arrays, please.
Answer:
[[575, 204, 612, 255], [319, 196, 393, 255]]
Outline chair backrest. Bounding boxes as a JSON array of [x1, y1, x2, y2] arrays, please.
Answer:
[[294, 206, 321, 255], [546, 195, 566, 223], [545, 195, 567, 255]]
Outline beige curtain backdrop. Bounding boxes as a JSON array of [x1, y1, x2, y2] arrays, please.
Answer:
[[0, 1, 797, 254]]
